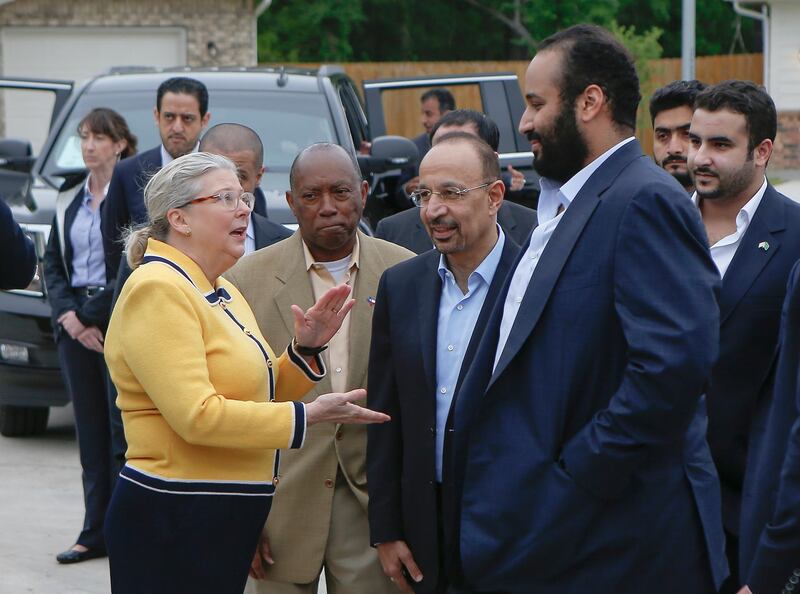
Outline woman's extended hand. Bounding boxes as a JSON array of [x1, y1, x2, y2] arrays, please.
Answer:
[[291, 284, 355, 349], [305, 389, 390, 426]]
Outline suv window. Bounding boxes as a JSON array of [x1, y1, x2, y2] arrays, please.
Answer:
[[42, 89, 337, 192]]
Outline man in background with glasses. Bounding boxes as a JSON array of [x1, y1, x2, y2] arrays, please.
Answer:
[[200, 123, 291, 254], [366, 132, 520, 594]]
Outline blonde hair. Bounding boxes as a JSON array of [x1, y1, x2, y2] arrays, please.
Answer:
[[123, 152, 236, 268]]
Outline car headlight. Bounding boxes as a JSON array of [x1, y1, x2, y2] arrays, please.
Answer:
[[6, 222, 50, 298]]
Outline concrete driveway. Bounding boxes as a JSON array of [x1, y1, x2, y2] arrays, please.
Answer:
[[0, 405, 109, 593]]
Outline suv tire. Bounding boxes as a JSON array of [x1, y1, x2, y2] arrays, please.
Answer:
[[0, 405, 49, 437]]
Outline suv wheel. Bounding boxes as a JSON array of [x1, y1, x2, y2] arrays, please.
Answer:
[[0, 405, 49, 437]]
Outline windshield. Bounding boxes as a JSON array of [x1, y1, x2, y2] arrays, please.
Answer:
[[41, 88, 337, 196]]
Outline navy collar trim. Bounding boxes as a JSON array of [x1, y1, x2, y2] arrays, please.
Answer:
[[140, 254, 232, 306]]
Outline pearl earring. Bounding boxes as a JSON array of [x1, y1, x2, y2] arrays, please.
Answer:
[[184, 229, 192, 236]]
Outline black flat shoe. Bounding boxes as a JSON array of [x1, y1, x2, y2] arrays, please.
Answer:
[[56, 547, 107, 564]]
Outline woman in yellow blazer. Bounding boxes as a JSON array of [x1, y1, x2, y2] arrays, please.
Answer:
[[103, 152, 387, 594]]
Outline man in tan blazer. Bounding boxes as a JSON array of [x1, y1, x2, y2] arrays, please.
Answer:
[[226, 143, 413, 594]]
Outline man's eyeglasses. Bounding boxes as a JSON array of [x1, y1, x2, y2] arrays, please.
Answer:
[[410, 181, 496, 207], [186, 191, 254, 211]]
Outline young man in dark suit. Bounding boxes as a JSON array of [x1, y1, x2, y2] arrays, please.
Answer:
[[685, 80, 800, 593], [367, 133, 520, 594], [448, 25, 726, 593], [199, 123, 291, 253], [101, 76, 210, 283], [375, 110, 536, 254]]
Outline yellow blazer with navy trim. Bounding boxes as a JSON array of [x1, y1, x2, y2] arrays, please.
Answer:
[[105, 238, 324, 484]]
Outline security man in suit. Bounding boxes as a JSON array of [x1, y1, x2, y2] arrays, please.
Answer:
[[376, 110, 536, 254], [0, 198, 36, 290], [649, 79, 707, 194], [448, 25, 726, 593], [226, 143, 413, 594], [100, 76, 210, 464], [685, 80, 800, 593], [199, 123, 291, 253], [367, 132, 521, 594]]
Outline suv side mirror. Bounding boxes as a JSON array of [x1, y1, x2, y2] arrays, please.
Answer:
[[0, 138, 35, 174], [357, 135, 419, 175]]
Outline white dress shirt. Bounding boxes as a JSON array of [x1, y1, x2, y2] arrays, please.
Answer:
[[494, 136, 636, 370], [244, 215, 256, 255], [692, 177, 767, 278]]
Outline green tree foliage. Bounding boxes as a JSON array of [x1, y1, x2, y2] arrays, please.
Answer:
[[257, 0, 760, 63]]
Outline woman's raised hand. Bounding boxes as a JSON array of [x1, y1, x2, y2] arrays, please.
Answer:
[[291, 284, 355, 349]]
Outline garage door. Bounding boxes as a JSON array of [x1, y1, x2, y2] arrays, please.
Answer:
[[0, 26, 186, 153]]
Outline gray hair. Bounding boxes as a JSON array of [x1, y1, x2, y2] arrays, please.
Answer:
[[123, 152, 236, 268]]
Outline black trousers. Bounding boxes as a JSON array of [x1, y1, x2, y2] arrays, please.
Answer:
[[57, 327, 115, 551], [106, 255, 131, 467]]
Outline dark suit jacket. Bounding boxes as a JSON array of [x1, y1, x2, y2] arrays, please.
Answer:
[[101, 146, 162, 282], [740, 261, 800, 594], [375, 201, 537, 255], [706, 185, 800, 538], [449, 140, 727, 593], [0, 197, 36, 290], [251, 211, 291, 250], [43, 180, 114, 331], [367, 234, 519, 594]]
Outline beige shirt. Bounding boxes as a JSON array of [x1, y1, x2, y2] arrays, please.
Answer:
[[302, 237, 360, 394]]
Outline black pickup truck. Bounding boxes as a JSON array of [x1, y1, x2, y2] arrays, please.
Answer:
[[0, 68, 534, 436]]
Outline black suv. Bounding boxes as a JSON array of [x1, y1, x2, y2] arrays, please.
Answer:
[[0, 67, 533, 436]]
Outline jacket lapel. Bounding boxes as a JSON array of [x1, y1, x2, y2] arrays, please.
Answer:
[[416, 251, 443, 399], [488, 140, 644, 388], [718, 185, 784, 325]]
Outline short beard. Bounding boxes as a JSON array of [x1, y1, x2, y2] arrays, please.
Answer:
[[532, 100, 589, 184], [695, 162, 756, 201]]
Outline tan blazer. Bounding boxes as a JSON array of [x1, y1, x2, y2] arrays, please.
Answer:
[[224, 230, 413, 583]]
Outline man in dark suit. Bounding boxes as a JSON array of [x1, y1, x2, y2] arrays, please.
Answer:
[[0, 198, 36, 290], [368, 132, 519, 594], [738, 262, 800, 594], [376, 110, 536, 254], [101, 76, 210, 281], [685, 80, 800, 593], [199, 123, 291, 253], [650, 79, 707, 194], [448, 25, 726, 593]]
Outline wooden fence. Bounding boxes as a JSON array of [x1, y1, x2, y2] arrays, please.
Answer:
[[266, 54, 764, 150]]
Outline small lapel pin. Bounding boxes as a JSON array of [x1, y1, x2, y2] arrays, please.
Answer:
[[758, 241, 770, 252], [367, 296, 376, 306]]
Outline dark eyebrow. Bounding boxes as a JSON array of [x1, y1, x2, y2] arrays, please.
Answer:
[[655, 123, 691, 134], [525, 92, 544, 101]]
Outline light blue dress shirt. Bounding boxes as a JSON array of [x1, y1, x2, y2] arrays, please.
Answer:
[[69, 178, 107, 288], [434, 227, 506, 482]]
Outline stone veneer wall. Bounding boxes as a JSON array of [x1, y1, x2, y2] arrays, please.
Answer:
[[774, 111, 800, 171], [0, 0, 257, 67]]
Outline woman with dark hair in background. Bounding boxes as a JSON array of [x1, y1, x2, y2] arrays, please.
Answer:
[[43, 107, 137, 564]]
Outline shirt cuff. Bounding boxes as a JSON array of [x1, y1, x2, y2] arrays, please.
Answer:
[[287, 339, 326, 382], [288, 401, 307, 449]]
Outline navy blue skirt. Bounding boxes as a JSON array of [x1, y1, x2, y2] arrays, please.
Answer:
[[105, 465, 274, 594]]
